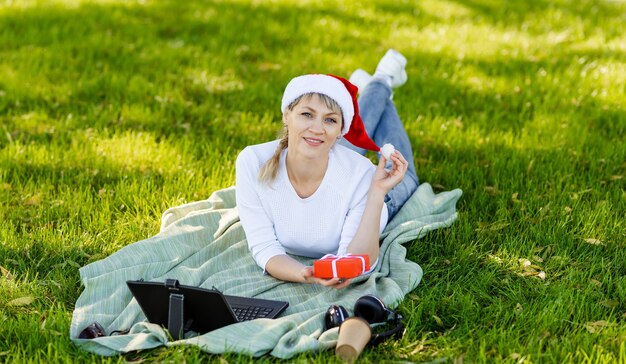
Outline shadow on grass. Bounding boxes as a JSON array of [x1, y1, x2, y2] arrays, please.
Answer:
[[448, 0, 625, 36], [0, 0, 623, 149], [0, 0, 370, 114], [396, 48, 626, 137]]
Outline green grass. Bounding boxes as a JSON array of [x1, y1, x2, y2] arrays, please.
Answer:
[[1, 0, 625, 362]]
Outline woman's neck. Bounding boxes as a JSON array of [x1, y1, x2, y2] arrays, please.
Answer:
[[285, 152, 328, 198]]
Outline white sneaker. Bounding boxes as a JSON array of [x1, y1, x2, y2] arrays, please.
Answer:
[[349, 68, 373, 93], [374, 49, 407, 88]]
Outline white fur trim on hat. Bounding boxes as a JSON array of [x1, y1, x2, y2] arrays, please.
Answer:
[[281, 74, 353, 135]]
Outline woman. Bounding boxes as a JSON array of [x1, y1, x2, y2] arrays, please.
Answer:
[[236, 49, 419, 289]]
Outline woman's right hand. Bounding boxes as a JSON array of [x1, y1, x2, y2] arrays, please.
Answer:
[[300, 266, 352, 290]]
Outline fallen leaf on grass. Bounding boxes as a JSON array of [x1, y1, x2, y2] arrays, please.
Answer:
[[487, 254, 502, 264], [518, 258, 531, 267], [7, 296, 34, 306], [484, 186, 498, 195], [52, 262, 66, 269], [477, 221, 510, 232], [534, 245, 554, 255], [454, 353, 465, 364], [433, 315, 444, 326], [25, 194, 42, 206], [585, 320, 609, 334], [520, 271, 547, 280], [599, 299, 619, 308], [0, 265, 12, 280], [550, 255, 570, 263], [584, 238, 604, 246], [258, 62, 281, 71], [517, 257, 546, 279], [40, 280, 62, 289], [610, 175, 623, 181], [405, 340, 427, 356], [589, 279, 602, 287], [520, 260, 544, 272]]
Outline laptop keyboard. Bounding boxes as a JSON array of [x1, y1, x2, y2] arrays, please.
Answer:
[[231, 305, 274, 321]]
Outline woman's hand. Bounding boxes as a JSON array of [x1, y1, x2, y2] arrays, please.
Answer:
[[300, 266, 352, 290], [370, 150, 409, 196]]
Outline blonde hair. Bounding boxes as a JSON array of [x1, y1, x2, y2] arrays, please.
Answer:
[[258, 93, 343, 184]]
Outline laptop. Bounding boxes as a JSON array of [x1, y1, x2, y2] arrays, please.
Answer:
[[126, 279, 288, 337]]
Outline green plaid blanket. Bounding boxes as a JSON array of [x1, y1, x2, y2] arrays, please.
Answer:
[[70, 183, 461, 358]]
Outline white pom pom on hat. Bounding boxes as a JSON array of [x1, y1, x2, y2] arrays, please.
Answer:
[[281, 74, 380, 152], [380, 143, 395, 160]]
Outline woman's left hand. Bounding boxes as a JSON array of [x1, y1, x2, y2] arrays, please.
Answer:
[[371, 150, 409, 196], [300, 266, 352, 290]]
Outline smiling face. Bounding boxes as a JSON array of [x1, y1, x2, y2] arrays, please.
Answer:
[[283, 93, 344, 161]]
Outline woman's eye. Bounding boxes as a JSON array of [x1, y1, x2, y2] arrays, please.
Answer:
[[325, 118, 337, 124], [301, 112, 312, 117]]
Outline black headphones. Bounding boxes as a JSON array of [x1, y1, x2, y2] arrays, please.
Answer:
[[324, 294, 404, 346]]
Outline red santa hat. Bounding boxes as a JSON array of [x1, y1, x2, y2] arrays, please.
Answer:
[[280, 74, 380, 152]]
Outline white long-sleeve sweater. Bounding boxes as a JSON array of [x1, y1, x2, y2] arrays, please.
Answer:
[[235, 140, 388, 271]]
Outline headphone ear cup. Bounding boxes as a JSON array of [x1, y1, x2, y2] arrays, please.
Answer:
[[354, 295, 387, 324], [324, 304, 349, 331]]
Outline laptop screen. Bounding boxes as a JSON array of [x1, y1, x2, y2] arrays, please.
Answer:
[[126, 279, 238, 335]]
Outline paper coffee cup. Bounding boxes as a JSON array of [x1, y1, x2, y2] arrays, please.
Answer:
[[336, 317, 372, 362]]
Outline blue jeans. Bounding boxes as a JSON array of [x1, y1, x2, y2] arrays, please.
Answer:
[[339, 80, 419, 219]]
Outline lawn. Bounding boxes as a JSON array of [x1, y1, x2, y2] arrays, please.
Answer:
[[0, 0, 625, 362]]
